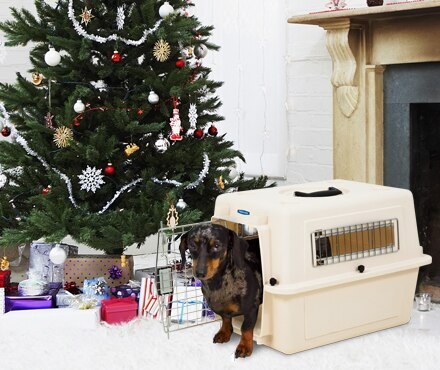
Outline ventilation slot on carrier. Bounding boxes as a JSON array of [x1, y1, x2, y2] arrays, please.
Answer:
[[312, 219, 399, 267]]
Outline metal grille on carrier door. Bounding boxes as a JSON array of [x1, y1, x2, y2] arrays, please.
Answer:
[[155, 221, 218, 336], [312, 219, 399, 267]]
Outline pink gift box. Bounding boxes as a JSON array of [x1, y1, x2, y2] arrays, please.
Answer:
[[101, 296, 138, 324]]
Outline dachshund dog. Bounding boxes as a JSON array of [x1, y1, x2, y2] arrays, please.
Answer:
[[180, 223, 263, 358]]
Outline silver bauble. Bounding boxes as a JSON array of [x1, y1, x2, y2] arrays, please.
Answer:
[[194, 44, 208, 59]]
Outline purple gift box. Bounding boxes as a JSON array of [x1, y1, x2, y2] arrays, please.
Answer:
[[5, 282, 62, 312], [110, 284, 141, 301]]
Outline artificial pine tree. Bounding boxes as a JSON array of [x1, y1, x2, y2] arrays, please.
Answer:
[[0, 0, 269, 254]]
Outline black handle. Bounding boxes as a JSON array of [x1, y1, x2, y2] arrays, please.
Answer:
[[269, 278, 277, 286], [357, 265, 365, 273], [294, 187, 342, 198]]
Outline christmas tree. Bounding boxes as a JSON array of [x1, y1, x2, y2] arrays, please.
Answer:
[[0, 0, 268, 254]]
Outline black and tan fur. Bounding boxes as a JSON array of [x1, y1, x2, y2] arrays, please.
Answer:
[[180, 223, 263, 358]]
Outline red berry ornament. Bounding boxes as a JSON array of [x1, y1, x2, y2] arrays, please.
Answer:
[[111, 51, 122, 63], [175, 58, 185, 68], [208, 124, 218, 137], [104, 163, 115, 176], [42, 185, 52, 195], [193, 128, 204, 139], [1, 126, 11, 137]]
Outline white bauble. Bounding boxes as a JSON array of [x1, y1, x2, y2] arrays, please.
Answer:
[[73, 99, 86, 113], [49, 244, 67, 265], [44, 47, 61, 67], [148, 91, 160, 104], [229, 167, 239, 180], [194, 44, 208, 59], [159, 2, 174, 18], [176, 198, 188, 210]]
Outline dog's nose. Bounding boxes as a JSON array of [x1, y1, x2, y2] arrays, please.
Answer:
[[195, 271, 206, 279]]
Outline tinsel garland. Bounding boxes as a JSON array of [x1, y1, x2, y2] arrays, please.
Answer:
[[68, 0, 162, 46], [152, 153, 210, 189]]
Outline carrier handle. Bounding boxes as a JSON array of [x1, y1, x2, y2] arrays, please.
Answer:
[[294, 187, 342, 198]]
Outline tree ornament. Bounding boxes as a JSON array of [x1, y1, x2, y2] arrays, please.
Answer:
[[182, 46, 194, 60], [193, 128, 204, 139], [159, 2, 174, 18], [176, 198, 188, 210], [31, 72, 44, 86], [49, 244, 67, 265], [79, 7, 95, 26], [1, 256, 9, 271], [217, 176, 225, 190], [194, 44, 208, 59], [153, 39, 171, 62], [78, 166, 105, 193], [124, 143, 140, 156], [42, 185, 52, 195], [208, 124, 218, 137], [104, 163, 115, 176], [53, 126, 73, 148], [73, 99, 86, 113], [229, 167, 239, 180], [148, 91, 160, 104], [175, 58, 185, 68], [0, 173, 7, 189], [1, 126, 11, 137], [44, 47, 61, 67], [44, 112, 55, 129], [169, 99, 183, 141], [111, 51, 122, 63], [166, 204, 179, 228], [154, 133, 170, 153]]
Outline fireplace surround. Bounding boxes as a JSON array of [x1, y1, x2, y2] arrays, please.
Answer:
[[289, 1, 440, 295]]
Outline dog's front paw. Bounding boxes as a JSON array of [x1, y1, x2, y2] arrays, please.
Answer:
[[213, 329, 232, 343], [234, 341, 253, 358]]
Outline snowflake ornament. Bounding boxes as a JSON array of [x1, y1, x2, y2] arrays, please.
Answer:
[[153, 39, 171, 62], [78, 166, 105, 193]]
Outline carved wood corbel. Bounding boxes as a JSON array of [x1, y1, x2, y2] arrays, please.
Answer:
[[322, 19, 359, 118]]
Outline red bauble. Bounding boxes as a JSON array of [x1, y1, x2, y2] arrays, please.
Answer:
[[193, 128, 204, 139], [1, 126, 11, 137], [111, 51, 122, 63], [175, 59, 185, 68], [104, 163, 115, 176], [42, 185, 51, 195], [208, 125, 218, 137], [137, 109, 144, 116]]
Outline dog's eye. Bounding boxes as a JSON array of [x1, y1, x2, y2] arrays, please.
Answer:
[[212, 242, 221, 251]]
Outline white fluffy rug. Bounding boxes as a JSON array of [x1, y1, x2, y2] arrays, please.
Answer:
[[2, 305, 440, 370]]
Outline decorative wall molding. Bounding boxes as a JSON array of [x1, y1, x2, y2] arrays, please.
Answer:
[[323, 20, 359, 118]]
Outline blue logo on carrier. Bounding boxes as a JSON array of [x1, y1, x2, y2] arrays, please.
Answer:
[[237, 209, 250, 216]]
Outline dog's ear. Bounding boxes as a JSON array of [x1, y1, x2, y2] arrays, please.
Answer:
[[179, 232, 189, 268], [229, 229, 248, 268]]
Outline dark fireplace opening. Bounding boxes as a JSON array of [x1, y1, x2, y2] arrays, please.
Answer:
[[410, 103, 440, 284]]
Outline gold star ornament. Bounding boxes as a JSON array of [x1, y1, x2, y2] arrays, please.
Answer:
[[54, 126, 73, 148], [153, 39, 171, 62], [79, 7, 95, 26]]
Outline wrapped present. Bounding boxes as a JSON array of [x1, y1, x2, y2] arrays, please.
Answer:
[[63, 281, 82, 295], [64, 255, 133, 288], [134, 267, 156, 282], [110, 283, 141, 301], [56, 289, 74, 307], [82, 277, 110, 304], [138, 276, 160, 319], [101, 296, 138, 324], [29, 243, 78, 282], [5, 282, 62, 312], [1, 307, 101, 330], [0, 269, 11, 288]]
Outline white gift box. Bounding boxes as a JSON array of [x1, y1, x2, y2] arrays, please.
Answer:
[[0, 306, 101, 330]]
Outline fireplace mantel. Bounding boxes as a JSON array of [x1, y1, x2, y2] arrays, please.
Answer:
[[289, 1, 440, 184]]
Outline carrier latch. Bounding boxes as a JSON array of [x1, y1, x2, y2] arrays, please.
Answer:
[[357, 265, 366, 273]]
